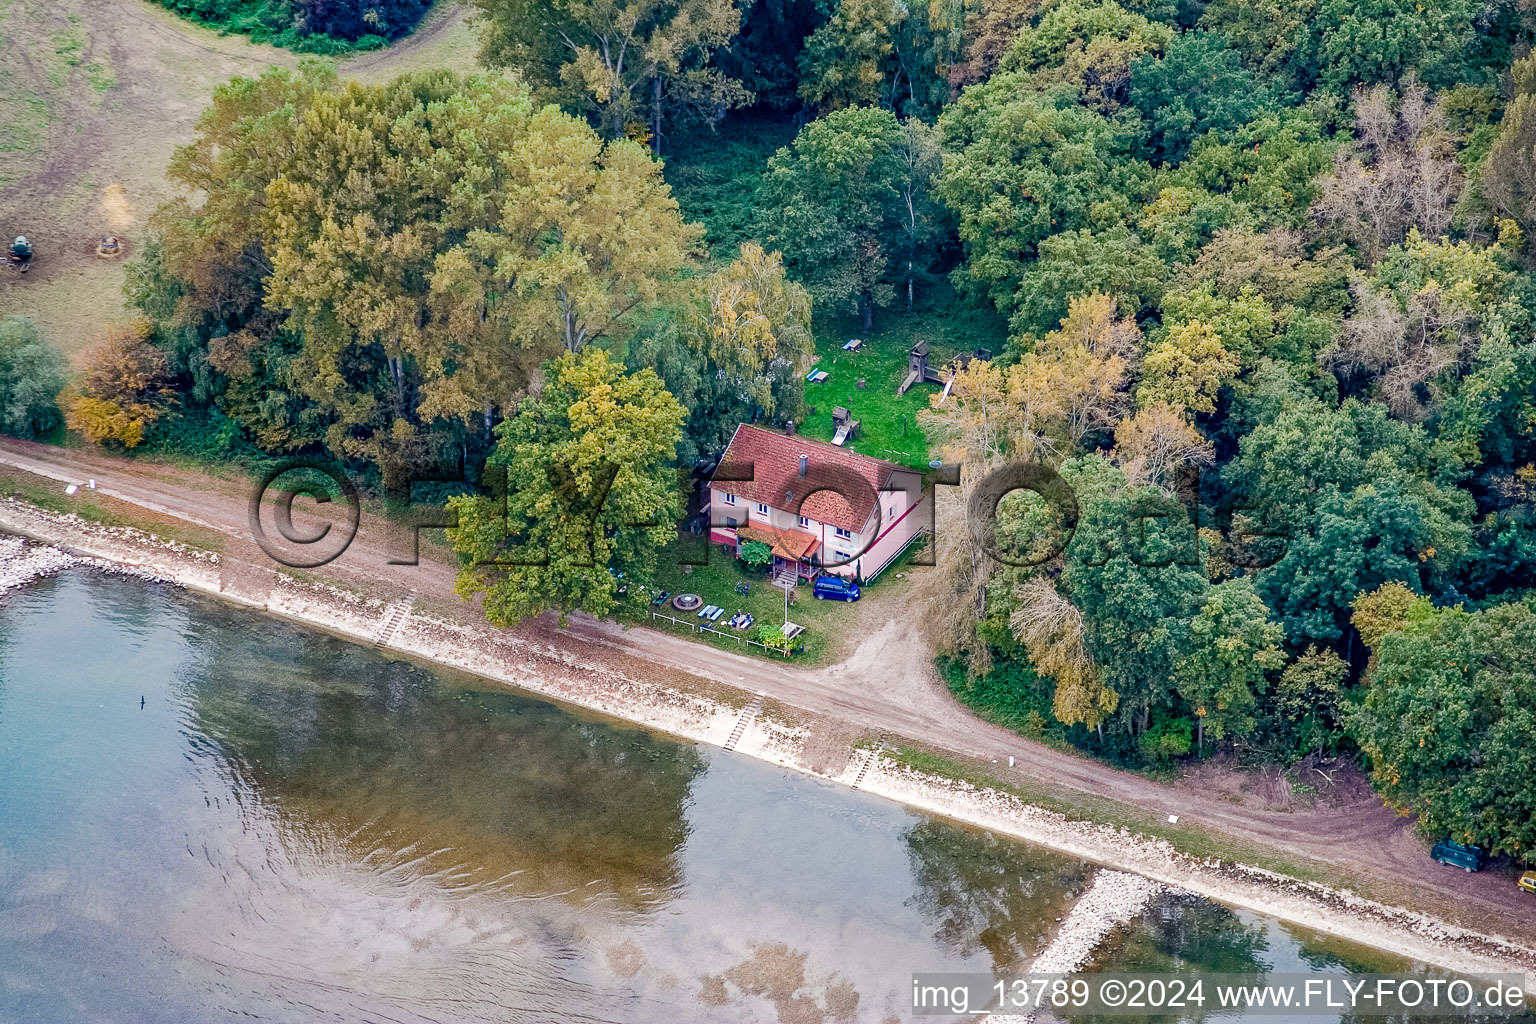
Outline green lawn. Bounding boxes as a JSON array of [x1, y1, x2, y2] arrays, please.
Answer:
[[642, 538, 923, 663], [644, 546, 839, 661], [797, 294, 1008, 469]]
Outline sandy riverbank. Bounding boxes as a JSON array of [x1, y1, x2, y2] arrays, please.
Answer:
[[1, 496, 1532, 992]]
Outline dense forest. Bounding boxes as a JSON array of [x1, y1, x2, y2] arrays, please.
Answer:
[[11, 0, 1535, 855]]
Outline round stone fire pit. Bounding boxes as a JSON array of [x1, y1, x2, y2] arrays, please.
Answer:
[[672, 593, 702, 612]]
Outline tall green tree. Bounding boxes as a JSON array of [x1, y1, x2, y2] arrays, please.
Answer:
[[1352, 599, 1536, 857], [1059, 456, 1209, 734], [470, 0, 752, 148], [449, 349, 685, 626], [1002, 0, 1172, 111], [1128, 30, 1272, 164], [630, 242, 815, 461], [1272, 645, 1348, 754], [1173, 577, 1286, 749], [760, 106, 919, 330], [0, 316, 67, 439], [1199, 0, 1488, 91], [796, 0, 965, 116], [937, 83, 1147, 321], [1226, 383, 1474, 650], [1479, 56, 1536, 253], [1308, 0, 1485, 91]]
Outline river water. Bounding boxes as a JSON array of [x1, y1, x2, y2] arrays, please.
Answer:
[[0, 573, 1453, 1023]]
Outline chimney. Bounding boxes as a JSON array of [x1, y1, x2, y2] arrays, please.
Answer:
[[798, 454, 808, 477]]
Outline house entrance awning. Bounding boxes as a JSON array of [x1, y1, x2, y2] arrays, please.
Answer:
[[738, 522, 820, 562]]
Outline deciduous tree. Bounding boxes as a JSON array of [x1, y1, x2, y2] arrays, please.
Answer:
[[1325, 232, 1511, 420], [160, 67, 697, 473], [1137, 320, 1240, 415], [1129, 30, 1272, 164], [65, 319, 174, 449], [471, 0, 752, 147], [938, 81, 1148, 323], [1352, 600, 1536, 857], [1311, 83, 1462, 261], [797, 0, 965, 115], [1059, 456, 1209, 733], [1227, 389, 1474, 649], [760, 106, 910, 330], [632, 242, 814, 460], [1173, 577, 1286, 749], [1479, 57, 1536, 251], [1002, 0, 1172, 111], [1273, 645, 1348, 754], [0, 316, 67, 439], [1113, 403, 1214, 490], [449, 349, 685, 625]]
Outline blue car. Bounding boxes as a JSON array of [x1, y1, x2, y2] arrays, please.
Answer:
[[812, 576, 861, 601], [1431, 839, 1489, 872]]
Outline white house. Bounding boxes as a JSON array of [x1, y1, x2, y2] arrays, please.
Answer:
[[705, 424, 927, 583]]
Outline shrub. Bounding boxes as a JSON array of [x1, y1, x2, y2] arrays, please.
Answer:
[[738, 539, 773, 570], [66, 396, 152, 448], [64, 319, 174, 449], [754, 623, 794, 653], [1139, 716, 1195, 763], [149, 0, 430, 51], [0, 316, 67, 439]]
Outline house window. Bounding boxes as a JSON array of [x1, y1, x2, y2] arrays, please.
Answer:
[[797, 515, 810, 528], [756, 502, 769, 516], [722, 492, 736, 505], [724, 516, 738, 528], [834, 527, 852, 540], [836, 550, 853, 562]]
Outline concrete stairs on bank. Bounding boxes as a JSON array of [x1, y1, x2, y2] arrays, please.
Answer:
[[374, 593, 416, 647], [724, 692, 765, 751]]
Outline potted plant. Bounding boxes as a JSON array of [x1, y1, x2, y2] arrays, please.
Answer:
[[754, 623, 795, 655]]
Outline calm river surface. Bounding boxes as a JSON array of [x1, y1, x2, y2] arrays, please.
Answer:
[[0, 573, 1447, 1023]]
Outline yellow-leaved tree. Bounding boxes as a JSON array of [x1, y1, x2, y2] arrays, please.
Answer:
[[1136, 320, 1239, 414], [64, 319, 173, 449], [160, 66, 699, 477]]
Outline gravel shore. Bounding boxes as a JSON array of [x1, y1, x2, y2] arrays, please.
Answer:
[[2, 498, 1534, 993], [1030, 870, 1166, 974]]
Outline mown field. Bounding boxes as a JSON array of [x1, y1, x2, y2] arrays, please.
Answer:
[[0, 0, 473, 361]]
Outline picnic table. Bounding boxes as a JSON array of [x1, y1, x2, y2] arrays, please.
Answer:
[[842, 338, 863, 351]]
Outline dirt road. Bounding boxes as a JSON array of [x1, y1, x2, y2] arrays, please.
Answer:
[[2, 0, 1530, 945], [2, 435, 1532, 944]]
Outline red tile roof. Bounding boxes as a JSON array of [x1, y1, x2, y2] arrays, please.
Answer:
[[714, 424, 902, 533], [738, 522, 821, 561]]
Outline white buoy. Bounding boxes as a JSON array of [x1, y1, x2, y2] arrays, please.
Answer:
[[1008, 755, 1014, 767], [1168, 814, 1179, 824], [88, 479, 96, 489], [64, 484, 78, 495]]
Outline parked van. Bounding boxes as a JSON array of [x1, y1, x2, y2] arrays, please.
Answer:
[[1431, 839, 1489, 872], [812, 576, 861, 602]]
